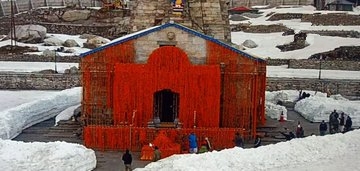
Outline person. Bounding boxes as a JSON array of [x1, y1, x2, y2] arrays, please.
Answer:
[[122, 149, 132, 171], [329, 109, 339, 134], [339, 112, 345, 132], [188, 132, 198, 153], [319, 120, 327, 136], [279, 111, 285, 122], [280, 128, 295, 141], [344, 116, 352, 133], [254, 135, 261, 148], [233, 132, 243, 147], [204, 137, 211, 151], [153, 146, 161, 162], [296, 121, 304, 138], [198, 139, 209, 154]]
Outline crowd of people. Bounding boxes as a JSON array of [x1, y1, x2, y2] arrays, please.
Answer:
[[325, 109, 353, 135]]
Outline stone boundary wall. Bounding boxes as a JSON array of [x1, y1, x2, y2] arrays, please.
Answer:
[[0, 73, 359, 98], [0, 54, 80, 62], [288, 59, 360, 71], [266, 59, 360, 71], [232, 0, 312, 7], [0, 0, 98, 17], [267, 77, 360, 97], [0, 72, 80, 90]]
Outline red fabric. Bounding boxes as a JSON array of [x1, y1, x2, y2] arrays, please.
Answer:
[[113, 46, 221, 128]]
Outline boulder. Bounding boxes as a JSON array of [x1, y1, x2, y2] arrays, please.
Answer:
[[242, 39, 258, 48], [44, 37, 64, 46], [83, 36, 110, 49], [43, 49, 56, 57], [62, 10, 91, 22], [8, 25, 47, 43], [63, 39, 80, 47], [64, 49, 76, 53]]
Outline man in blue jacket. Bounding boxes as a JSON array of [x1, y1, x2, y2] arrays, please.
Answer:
[[188, 132, 198, 153]]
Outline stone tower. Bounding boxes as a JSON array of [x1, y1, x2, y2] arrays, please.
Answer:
[[129, 0, 231, 42]]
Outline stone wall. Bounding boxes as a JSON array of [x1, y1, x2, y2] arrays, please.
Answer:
[[0, 72, 80, 90], [288, 59, 360, 71], [0, 0, 97, 16], [267, 78, 360, 97], [135, 27, 207, 64], [1, 73, 359, 98], [0, 54, 80, 62], [131, 0, 231, 42], [232, 0, 312, 7]]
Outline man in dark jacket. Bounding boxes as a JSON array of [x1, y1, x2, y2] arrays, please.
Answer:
[[344, 116, 352, 133], [319, 120, 327, 136], [233, 132, 243, 148], [122, 149, 132, 171]]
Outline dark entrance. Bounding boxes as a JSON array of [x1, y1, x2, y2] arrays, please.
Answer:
[[153, 89, 179, 123]]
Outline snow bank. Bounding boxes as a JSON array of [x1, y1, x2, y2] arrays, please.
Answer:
[[135, 130, 360, 171], [0, 140, 96, 171], [266, 90, 326, 104], [295, 96, 360, 126], [0, 87, 82, 139], [55, 104, 81, 126], [265, 102, 287, 120]]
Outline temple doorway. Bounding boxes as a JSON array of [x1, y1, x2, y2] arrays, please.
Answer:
[[153, 89, 179, 123]]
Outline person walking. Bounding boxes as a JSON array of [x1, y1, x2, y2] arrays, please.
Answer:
[[188, 132, 198, 153], [296, 121, 304, 138], [153, 146, 161, 162], [122, 149, 132, 171], [319, 120, 327, 136]]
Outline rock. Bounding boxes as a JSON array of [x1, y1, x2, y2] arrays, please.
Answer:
[[9, 25, 47, 43], [62, 10, 91, 22], [63, 39, 80, 47], [38, 69, 58, 74], [282, 29, 295, 36], [79, 34, 98, 39], [242, 39, 258, 48], [43, 49, 56, 57], [44, 37, 64, 46], [64, 49, 76, 53], [69, 66, 79, 74], [83, 36, 110, 49]]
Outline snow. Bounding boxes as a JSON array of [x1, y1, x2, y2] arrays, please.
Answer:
[[0, 140, 96, 171], [136, 129, 360, 171], [0, 61, 78, 73], [55, 104, 81, 126], [0, 87, 96, 171], [0, 87, 81, 140], [230, 5, 360, 59], [0, 90, 59, 111], [265, 90, 360, 127]]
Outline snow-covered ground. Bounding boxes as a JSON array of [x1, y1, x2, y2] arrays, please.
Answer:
[[231, 6, 360, 59], [0, 61, 78, 73], [0, 87, 97, 171], [136, 129, 360, 171], [0, 140, 96, 171], [265, 90, 360, 127]]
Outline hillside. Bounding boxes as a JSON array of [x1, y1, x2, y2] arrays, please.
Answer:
[[0, 5, 359, 60]]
